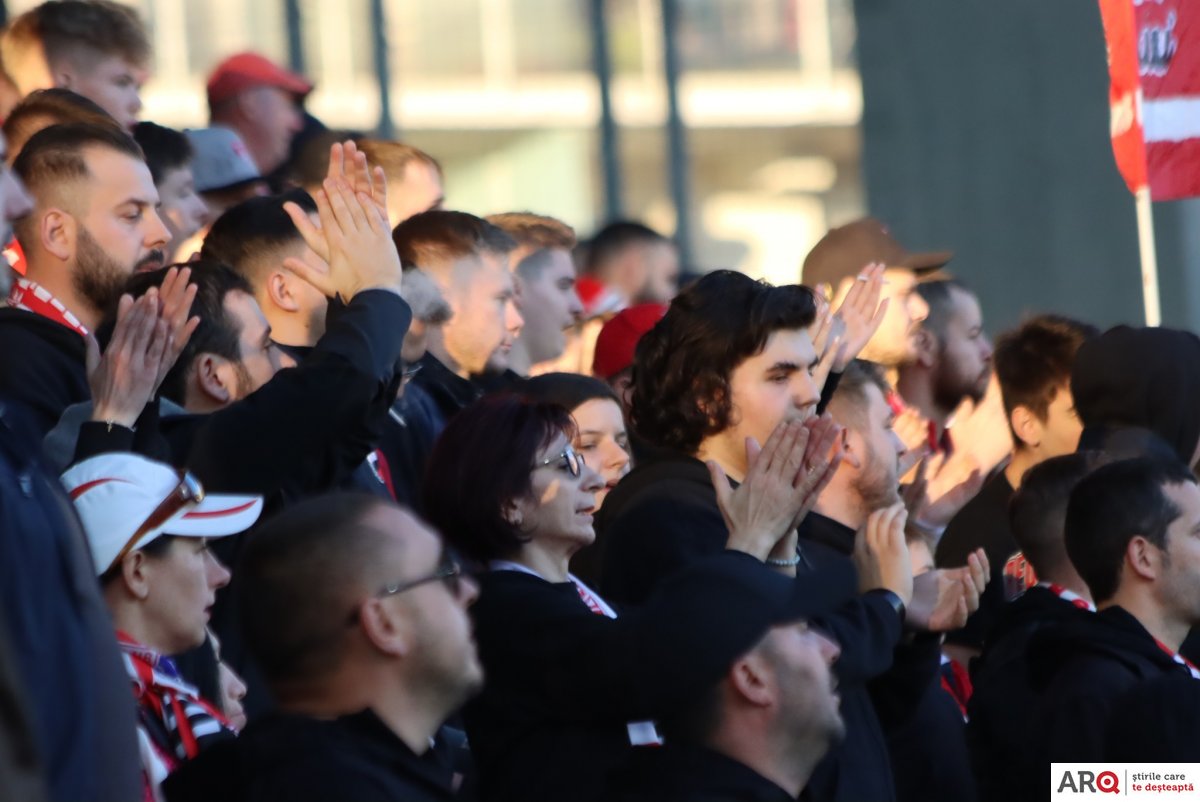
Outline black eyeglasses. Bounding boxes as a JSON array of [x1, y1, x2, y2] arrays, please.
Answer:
[[347, 549, 464, 625], [537, 445, 585, 477]]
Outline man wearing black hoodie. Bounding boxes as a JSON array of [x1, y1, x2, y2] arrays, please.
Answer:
[[1020, 457, 1200, 797], [599, 271, 919, 802]]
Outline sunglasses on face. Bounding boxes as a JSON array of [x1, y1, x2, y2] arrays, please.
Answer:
[[537, 444, 586, 478], [106, 471, 205, 573]]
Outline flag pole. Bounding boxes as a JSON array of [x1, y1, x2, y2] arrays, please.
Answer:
[[1135, 186, 1161, 326]]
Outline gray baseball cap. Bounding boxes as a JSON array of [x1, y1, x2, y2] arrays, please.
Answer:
[[185, 126, 262, 193]]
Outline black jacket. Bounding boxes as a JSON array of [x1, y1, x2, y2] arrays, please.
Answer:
[[163, 290, 409, 715], [606, 742, 799, 802], [0, 400, 141, 802], [0, 309, 89, 439], [598, 454, 905, 802], [967, 585, 1083, 802], [378, 382, 445, 510], [466, 552, 819, 802], [936, 471, 1015, 651], [412, 353, 484, 421], [798, 512, 955, 802], [162, 709, 457, 802], [1021, 606, 1194, 798]]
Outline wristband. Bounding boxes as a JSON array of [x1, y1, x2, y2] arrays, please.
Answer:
[[766, 554, 802, 567]]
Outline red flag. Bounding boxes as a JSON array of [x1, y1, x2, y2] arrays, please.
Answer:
[[1100, 0, 1200, 200]]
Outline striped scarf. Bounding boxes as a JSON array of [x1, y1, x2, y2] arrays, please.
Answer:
[[116, 631, 236, 797]]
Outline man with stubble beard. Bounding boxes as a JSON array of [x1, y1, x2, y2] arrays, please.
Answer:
[[0, 122, 169, 436]]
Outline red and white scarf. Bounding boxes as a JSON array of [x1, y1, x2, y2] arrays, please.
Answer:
[[117, 632, 236, 798], [8, 277, 88, 336], [1153, 638, 1200, 680], [1036, 581, 1096, 612]]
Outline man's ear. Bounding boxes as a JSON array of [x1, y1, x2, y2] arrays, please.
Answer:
[[41, 209, 74, 262], [195, 353, 235, 405], [357, 597, 412, 658], [1126, 535, 1162, 582], [267, 272, 300, 313], [727, 650, 774, 708], [1010, 405, 1043, 450]]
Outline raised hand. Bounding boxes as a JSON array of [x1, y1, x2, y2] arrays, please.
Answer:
[[831, 262, 889, 372], [282, 145, 403, 301], [907, 548, 990, 631], [89, 292, 170, 428], [153, 265, 200, 395], [710, 419, 811, 561], [854, 502, 914, 606]]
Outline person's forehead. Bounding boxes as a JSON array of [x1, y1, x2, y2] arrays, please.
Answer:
[[750, 327, 816, 363], [366, 504, 441, 570], [946, 286, 983, 328], [881, 267, 917, 294], [83, 146, 156, 199], [401, 159, 441, 188], [1165, 480, 1200, 522], [863, 381, 890, 419], [539, 249, 575, 282], [90, 54, 141, 77], [158, 164, 194, 189]]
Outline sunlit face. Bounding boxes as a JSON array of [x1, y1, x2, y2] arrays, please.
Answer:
[[855, 267, 929, 367], [571, 397, 630, 507], [66, 54, 146, 131], [156, 166, 209, 247], [638, 241, 680, 304], [932, 287, 993, 408], [442, 252, 523, 374], [73, 146, 170, 276], [514, 431, 606, 554], [239, 86, 303, 174], [715, 329, 821, 468], [135, 537, 231, 655], [844, 382, 906, 513], [518, 250, 583, 365]]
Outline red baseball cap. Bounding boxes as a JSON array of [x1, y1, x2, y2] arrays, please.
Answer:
[[593, 303, 668, 380], [207, 52, 313, 109]]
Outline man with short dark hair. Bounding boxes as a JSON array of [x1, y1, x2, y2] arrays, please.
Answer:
[[806, 359, 988, 802], [486, 211, 582, 377], [0, 122, 168, 437], [895, 278, 993, 453], [394, 210, 523, 418], [1, 0, 150, 130], [162, 493, 482, 802], [936, 314, 1097, 661], [1021, 457, 1200, 792], [969, 451, 1105, 802], [582, 220, 678, 308], [133, 122, 209, 259]]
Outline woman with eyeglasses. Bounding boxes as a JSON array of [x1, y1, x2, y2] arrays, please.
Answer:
[[422, 394, 842, 802]]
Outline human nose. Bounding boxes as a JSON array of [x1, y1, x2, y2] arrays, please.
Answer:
[[794, 372, 820, 411], [207, 551, 232, 590], [817, 630, 841, 664], [458, 572, 480, 606], [600, 438, 630, 475], [145, 208, 171, 248], [579, 461, 605, 493], [568, 290, 584, 319], [506, 299, 524, 335]]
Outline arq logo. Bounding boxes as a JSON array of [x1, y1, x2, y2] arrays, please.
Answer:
[[1057, 770, 1120, 794]]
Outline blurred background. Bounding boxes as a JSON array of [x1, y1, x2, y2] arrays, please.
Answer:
[[6, 0, 1200, 331]]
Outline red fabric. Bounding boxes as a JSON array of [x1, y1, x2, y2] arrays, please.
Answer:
[[207, 52, 312, 107], [4, 238, 25, 276], [939, 656, 973, 719], [1098, 0, 1149, 193], [592, 303, 667, 379]]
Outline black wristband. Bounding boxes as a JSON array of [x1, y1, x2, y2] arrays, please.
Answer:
[[867, 588, 907, 623]]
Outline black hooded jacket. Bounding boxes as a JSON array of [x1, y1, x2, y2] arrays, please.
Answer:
[[1072, 325, 1200, 466]]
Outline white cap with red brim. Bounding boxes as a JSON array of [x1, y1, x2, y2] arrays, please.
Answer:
[[62, 453, 263, 576]]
